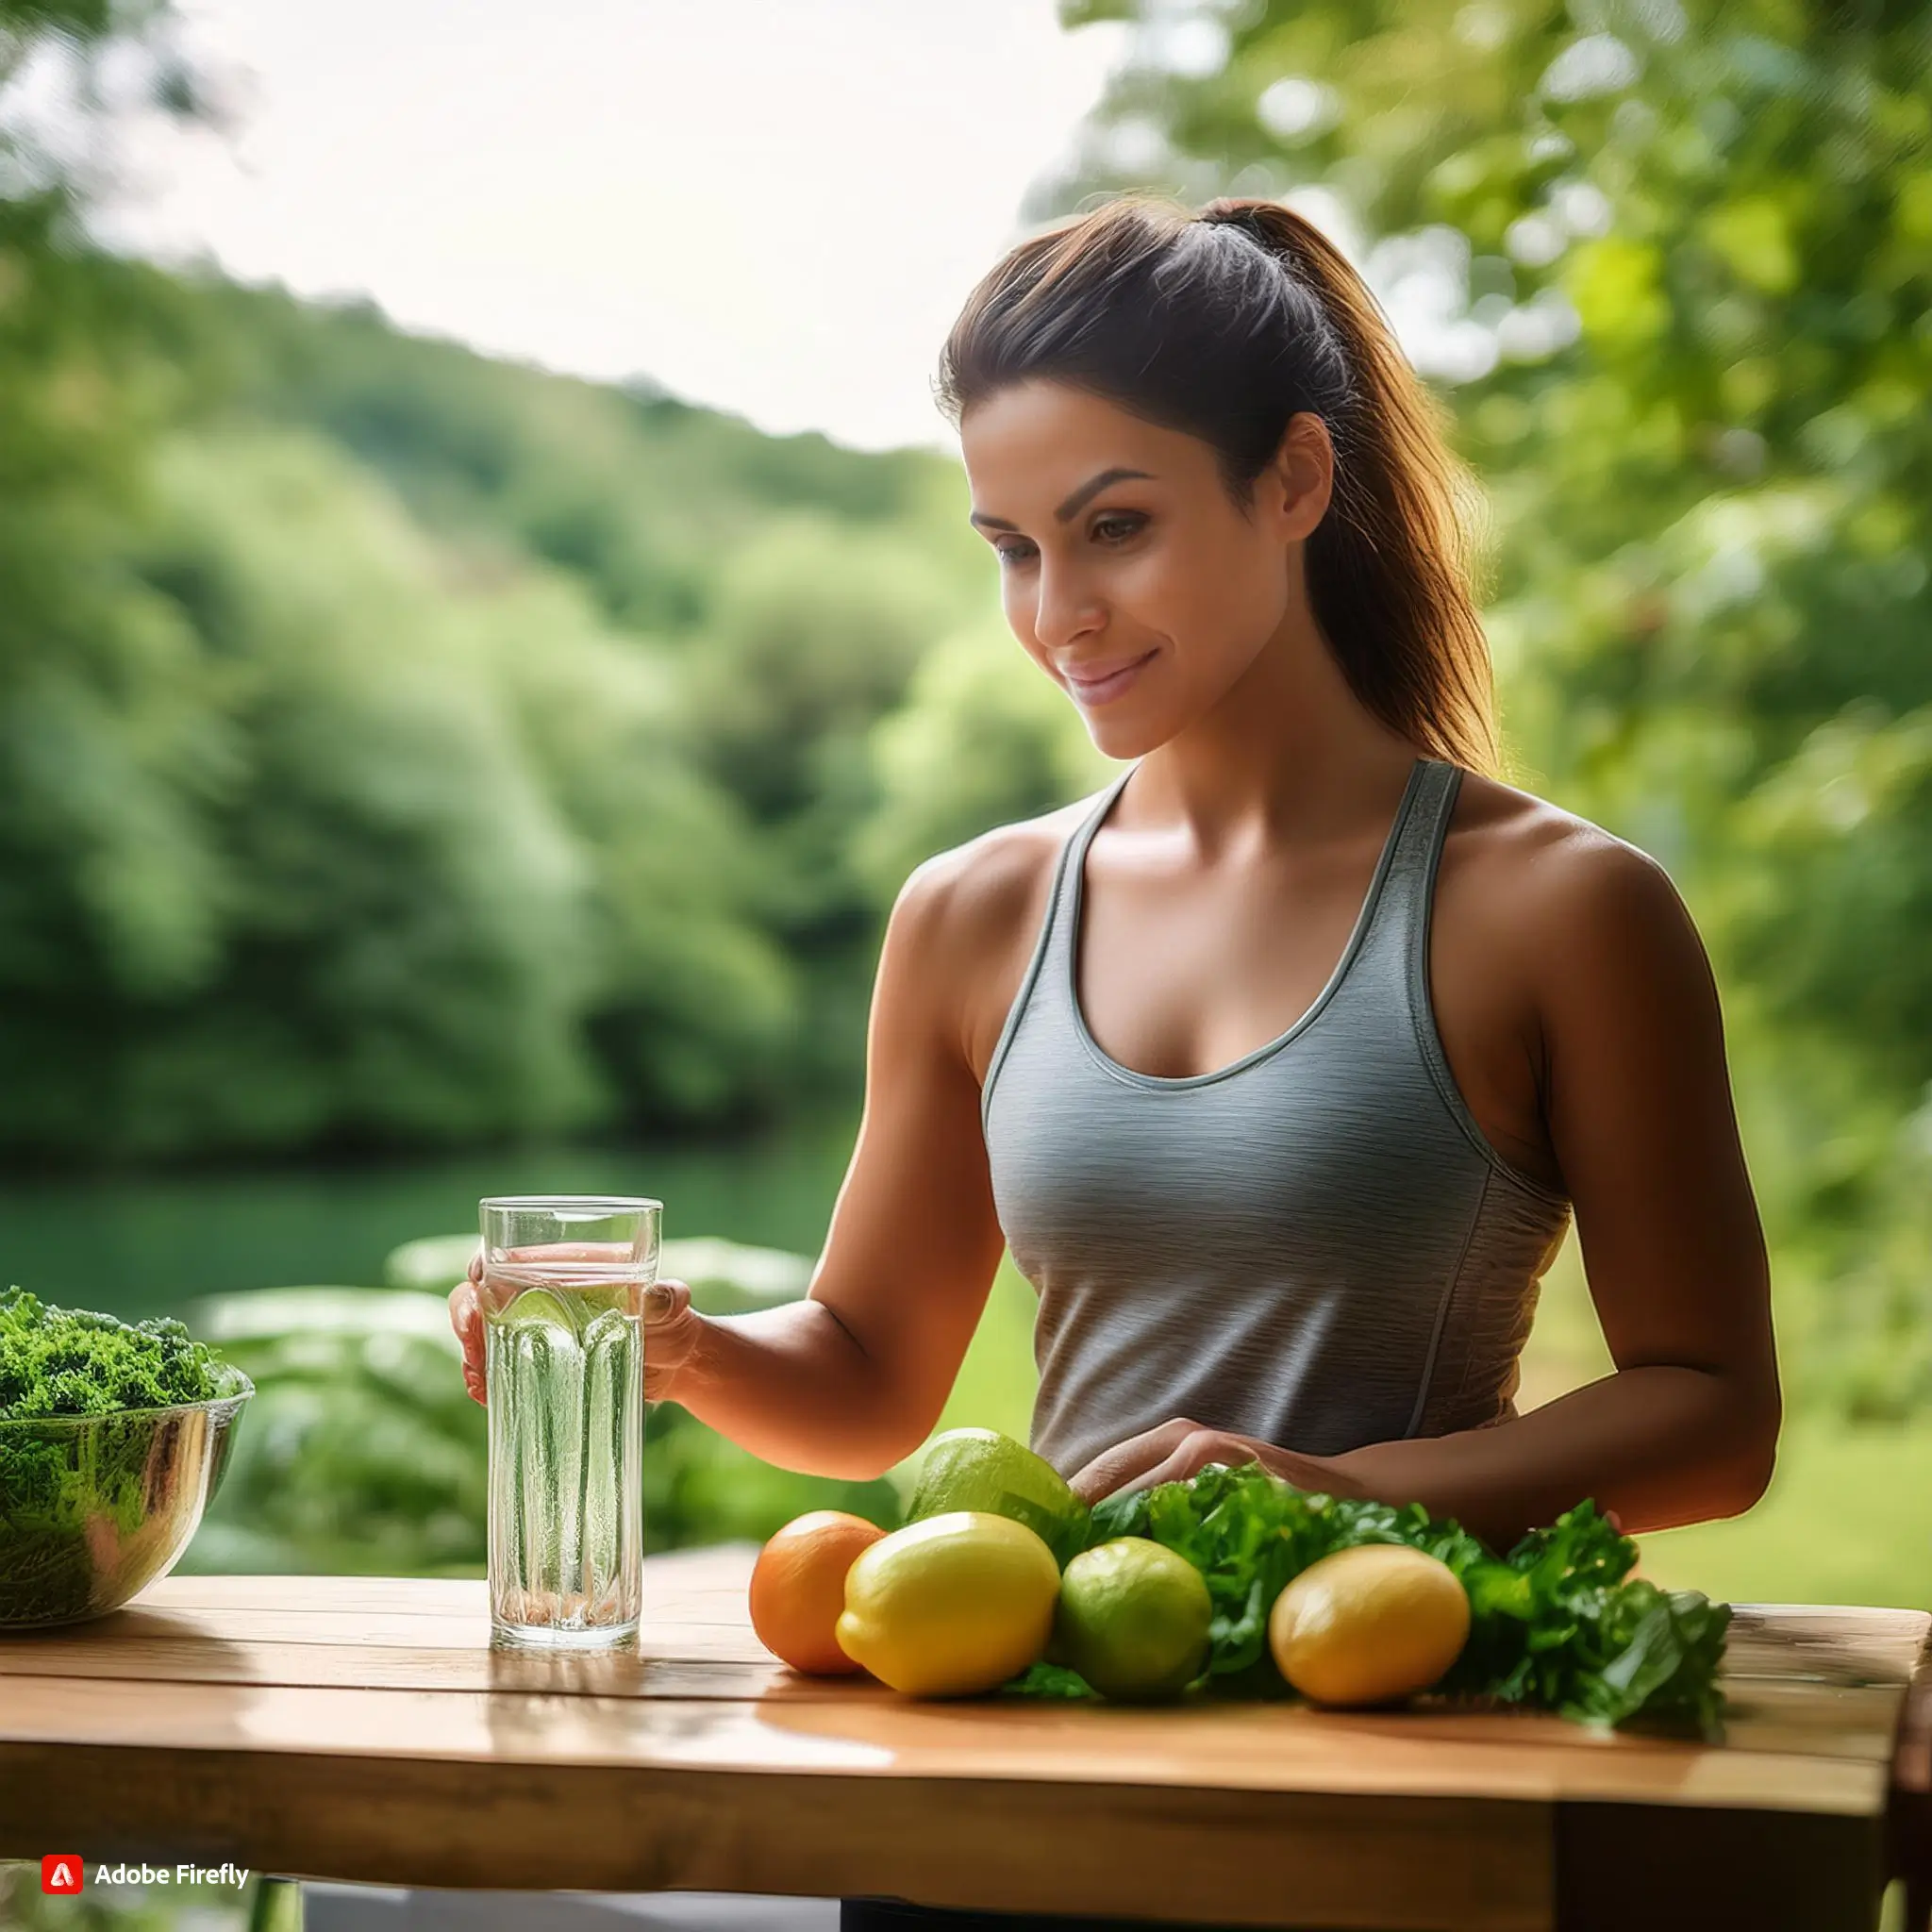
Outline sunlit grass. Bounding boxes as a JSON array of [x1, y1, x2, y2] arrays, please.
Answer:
[[1640, 1419, 1932, 1610]]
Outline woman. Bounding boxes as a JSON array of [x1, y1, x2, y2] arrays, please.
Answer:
[[451, 193, 1782, 1930]]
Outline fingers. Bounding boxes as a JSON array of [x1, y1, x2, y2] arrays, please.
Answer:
[[641, 1279, 700, 1403], [448, 1281, 486, 1407], [642, 1277, 691, 1324], [1069, 1418, 1200, 1507]]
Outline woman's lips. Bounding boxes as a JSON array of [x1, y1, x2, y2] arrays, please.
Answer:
[[1064, 648, 1157, 706]]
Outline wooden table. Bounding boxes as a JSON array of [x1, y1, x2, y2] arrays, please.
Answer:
[[2, 1547, 1928, 1932]]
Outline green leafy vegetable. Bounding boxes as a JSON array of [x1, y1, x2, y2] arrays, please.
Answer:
[[0, 1286, 223, 1418], [0, 1288, 238, 1625], [1441, 1494, 1732, 1736], [999, 1660, 1101, 1701], [1006, 1461, 1730, 1738]]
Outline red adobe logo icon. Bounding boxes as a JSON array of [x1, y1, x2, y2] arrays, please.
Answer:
[[42, 1855, 85, 1894]]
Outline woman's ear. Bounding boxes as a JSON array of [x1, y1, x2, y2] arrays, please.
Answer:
[[1264, 410, 1336, 544]]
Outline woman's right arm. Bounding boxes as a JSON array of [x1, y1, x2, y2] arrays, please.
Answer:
[[667, 848, 1009, 1478], [453, 846, 1010, 1482]]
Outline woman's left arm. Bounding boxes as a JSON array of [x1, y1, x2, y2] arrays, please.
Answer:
[[1071, 836, 1785, 1555], [1328, 832, 1784, 1551]]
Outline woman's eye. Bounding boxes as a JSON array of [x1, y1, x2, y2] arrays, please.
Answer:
[[993, 515, 1144, 569]]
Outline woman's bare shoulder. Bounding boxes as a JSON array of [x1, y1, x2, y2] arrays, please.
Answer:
[[1445, 764, 1702, 1052], [899, 789, 1109, 1080], [919, 794, 1095, 910], [1449, 765, 1666, 904]]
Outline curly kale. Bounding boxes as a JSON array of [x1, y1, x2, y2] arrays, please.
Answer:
[[1, 1288, 238, 1626], [0, 1286, 222, 1419]]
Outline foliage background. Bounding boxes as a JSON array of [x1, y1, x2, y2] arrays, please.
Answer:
[[1029, 0, 1932, 1426], [2, 0, 1930, 1607], [3, 6, 1931, 1925]]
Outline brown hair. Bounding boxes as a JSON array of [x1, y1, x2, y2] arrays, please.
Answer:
[[935, 192, 1503, 780]]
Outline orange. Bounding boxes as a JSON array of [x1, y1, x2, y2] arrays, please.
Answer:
[[747, 1509, 889, 1675]]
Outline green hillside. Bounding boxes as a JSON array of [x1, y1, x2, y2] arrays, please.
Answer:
[[0, 246, 1098, 1164]]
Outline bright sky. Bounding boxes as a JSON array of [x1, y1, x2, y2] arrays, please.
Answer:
[[82, 2, 1522, 455], [92, 0, 1140, 455]]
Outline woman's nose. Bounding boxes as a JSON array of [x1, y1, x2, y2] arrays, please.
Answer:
[[1027, 561, 1105, 657]]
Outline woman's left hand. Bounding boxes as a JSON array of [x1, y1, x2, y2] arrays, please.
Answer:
[[1068, 1418, 1377, 1508]]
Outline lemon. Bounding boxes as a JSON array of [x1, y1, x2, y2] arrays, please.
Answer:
[[836, 1510, 1061, 1697], [906, 1427, 1091, 1569], [1052, 1538, 1212, 1702], [1268, 1543, 1472, 1707]]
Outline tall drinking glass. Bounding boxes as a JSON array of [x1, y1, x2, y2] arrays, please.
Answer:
[[478, 1194, 659, 1650]]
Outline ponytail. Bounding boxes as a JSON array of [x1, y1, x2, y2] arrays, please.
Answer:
[[937, 192, 1504, 780]]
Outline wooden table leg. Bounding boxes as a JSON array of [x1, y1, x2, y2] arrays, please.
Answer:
[[1557, 1804, 1886, 1932], [1890, 1622, 1932, 1932]]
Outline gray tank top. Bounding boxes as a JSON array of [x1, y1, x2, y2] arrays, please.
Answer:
[[981, 755, 1574, 1481]]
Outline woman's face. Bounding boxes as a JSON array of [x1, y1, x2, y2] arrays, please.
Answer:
[[959, 378, 1330, 759]]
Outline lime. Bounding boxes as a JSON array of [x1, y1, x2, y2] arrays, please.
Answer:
[[835, 1510, 1061, 1698], [489, 1281, 632, 1336], [1267, 1543, 1471, 1707], [495, 1286, 575, 1330], [907, 1428, 1091, 1569], [1052, 1537, 1213, 1702]]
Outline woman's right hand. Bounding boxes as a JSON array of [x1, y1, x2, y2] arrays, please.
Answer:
[[448, 1250, 705, 1407]]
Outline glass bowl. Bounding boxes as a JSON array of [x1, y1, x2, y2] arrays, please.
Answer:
[[0, 1365, 255, 1629]]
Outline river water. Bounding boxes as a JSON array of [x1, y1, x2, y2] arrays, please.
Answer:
[[0, 1114, 859, 1324]]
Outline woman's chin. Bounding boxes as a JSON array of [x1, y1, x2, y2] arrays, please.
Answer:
[[1084, 710, 1173, 761]]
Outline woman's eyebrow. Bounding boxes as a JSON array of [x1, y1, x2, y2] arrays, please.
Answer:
[[969, 467, 1156, 531]]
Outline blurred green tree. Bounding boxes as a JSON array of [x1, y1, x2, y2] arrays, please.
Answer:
[[0, 1, 990, 1158], [1037, 0, 1932, 1412], [853, 618, 1116, 909], [0, 424, 809, 1158], [675, 511, 973, 1089], [0, 0, 213, 691], [189, 278, 959, 634]]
